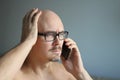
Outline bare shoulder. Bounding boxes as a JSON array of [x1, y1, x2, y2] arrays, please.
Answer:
[[13, 68, 30, 80]]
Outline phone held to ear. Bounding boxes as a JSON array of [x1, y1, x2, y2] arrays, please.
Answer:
[[61, 41, 71, 60]]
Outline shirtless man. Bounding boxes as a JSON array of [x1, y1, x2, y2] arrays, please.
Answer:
[[0, 8, 93, 80]]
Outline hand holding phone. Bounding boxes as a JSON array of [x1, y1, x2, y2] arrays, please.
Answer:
[[61, 41, 71, 60]]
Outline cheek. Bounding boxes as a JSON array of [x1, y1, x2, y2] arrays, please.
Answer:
[[41, 45, 50, 52], [36, 38, 53, 55], [39, 42, 52, 54], [37, 38, 51, 49]]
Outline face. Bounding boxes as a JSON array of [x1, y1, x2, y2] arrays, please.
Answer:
[[33, 10, 65, 62]]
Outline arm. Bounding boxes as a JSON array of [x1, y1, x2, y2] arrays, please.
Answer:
[[61, 38, 93, 80], [0, 8, 41, 80], [0, 40, 34, 80], [75, 68, 93, 80]]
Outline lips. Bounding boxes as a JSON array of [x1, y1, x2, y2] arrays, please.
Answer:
[[49, 46, 62, 55], [52, 49, 61, 54]]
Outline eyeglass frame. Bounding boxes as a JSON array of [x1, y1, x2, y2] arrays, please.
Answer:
[[38, 31, 69, 42]]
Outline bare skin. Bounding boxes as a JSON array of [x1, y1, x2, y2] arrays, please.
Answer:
[[0, 8, 93, 80]]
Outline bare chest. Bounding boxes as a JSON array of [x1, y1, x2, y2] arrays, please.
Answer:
[[14, 71, 76, 80]]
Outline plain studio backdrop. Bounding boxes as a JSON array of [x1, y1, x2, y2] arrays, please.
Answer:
[[0, 0, 120, 79]]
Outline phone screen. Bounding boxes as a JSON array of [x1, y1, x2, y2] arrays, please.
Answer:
[[61, 41, 71, 60]]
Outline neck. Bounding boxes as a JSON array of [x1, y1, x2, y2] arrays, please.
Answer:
[[22, 47, 60, 74]]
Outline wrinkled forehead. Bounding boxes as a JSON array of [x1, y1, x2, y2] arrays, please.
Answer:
[[37, 10, 64, 33]]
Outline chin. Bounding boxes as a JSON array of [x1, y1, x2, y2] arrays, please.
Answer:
[[50, 57, 60, 62]]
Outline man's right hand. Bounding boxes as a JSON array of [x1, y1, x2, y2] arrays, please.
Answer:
[[21, 8, 41, 45], [0, 8, 42, 80]]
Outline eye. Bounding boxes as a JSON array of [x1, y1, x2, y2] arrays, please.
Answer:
[[46, 33, 54, 37], [59, 31, 68, 39], [46, 32, 55, 37], [45, 32, 56, 40]]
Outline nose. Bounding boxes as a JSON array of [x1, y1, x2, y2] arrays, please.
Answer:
[[52, 36, 61, 46]]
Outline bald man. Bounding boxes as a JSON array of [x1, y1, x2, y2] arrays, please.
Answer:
[[0, 8, 93, 80]]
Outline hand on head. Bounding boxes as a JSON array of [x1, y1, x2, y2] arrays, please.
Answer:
[[21, 8, 41, 45]]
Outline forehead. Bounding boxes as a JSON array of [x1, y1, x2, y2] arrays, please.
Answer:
[[38, 10, 64, 32]]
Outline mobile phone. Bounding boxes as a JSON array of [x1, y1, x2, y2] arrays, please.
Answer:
[[61, 41, 71, 60]]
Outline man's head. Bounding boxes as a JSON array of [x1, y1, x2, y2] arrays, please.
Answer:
[[29, 9, 68, 62]]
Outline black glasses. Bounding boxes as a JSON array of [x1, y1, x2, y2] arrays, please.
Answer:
[[38, 31, 68, 42]]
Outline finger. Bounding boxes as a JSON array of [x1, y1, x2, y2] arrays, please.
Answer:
[[64, 38, 74, 43], [24, 8, 37, 23], [23, 8, 35, 23], [66, 41, 76, 46], [66, 39, 79, 52], [68, 44, 76, 49], [32, 10, 41, 24], [65, 38, 76, 46], [29, 8, 39, 23]]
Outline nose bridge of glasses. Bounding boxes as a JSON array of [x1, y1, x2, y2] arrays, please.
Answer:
[[54, 33, 59, 40], [53, 35, 62, 44]]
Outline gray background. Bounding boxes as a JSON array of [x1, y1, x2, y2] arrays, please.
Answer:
[[0, 0, 120, 79]]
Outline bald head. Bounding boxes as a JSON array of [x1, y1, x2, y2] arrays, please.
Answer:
[[37, 10, 64, 32]]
